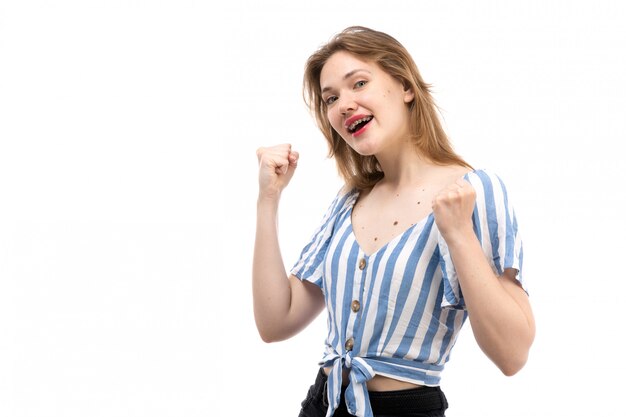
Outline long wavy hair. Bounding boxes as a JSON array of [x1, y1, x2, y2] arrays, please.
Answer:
[[303, 26, 471, 190]]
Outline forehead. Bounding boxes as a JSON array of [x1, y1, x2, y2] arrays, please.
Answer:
[[320, 51, 377, 88]]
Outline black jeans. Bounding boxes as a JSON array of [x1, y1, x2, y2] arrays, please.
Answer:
[[298, 368, 448, 417]]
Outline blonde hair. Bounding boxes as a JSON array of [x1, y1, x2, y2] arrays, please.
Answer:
[[303, 26, 471, 190]]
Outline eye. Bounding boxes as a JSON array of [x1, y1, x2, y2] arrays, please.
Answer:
[[324, 96, 338, 105], [354, 80, 367, 88]]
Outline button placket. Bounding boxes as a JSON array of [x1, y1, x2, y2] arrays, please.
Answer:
[[346, 254, 367, 355], [345, 337, 354, 351], [352, 256, 366, 316], [358, 257, 366, 270]]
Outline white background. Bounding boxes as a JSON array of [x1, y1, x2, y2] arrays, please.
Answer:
[[1, 1, 625, 416]]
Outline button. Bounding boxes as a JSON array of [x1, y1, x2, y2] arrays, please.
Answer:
[[351, 300, 360, 313], [358, 258, 366, 270], [345, 338, 354, 351]]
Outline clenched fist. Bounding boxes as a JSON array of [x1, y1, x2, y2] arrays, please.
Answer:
[[256, 144, 299, 200], [432, 178, 476, 241]]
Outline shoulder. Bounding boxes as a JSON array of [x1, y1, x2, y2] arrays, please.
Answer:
[[322, 184, 358, 217], [333, 184, 359, 203], [464, 169, 518, 213], [338, 183, 357, 197], [464, 169, 510, 191], [433, 164, 474, 187]]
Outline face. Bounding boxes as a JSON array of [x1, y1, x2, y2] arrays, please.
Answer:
[[319, 51, 414, 156]]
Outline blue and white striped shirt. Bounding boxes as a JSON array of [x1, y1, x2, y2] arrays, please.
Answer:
[[291, 169, 525, 417]]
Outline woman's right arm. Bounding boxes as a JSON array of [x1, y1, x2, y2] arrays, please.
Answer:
[[253, 144, 325, 343]]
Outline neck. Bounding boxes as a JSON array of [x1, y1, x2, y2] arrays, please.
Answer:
[[375, 144, 433, 188]]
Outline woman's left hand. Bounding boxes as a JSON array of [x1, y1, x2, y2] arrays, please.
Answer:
[[432, 178, 476, 241]]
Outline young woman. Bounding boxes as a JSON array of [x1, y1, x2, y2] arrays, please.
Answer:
[[253, 26, 535, 417]]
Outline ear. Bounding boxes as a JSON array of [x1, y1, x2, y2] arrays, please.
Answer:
[[403, 85, 415, 103]]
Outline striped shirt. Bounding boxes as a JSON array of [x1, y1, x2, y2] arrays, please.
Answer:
[[291, 169, 525, 417]]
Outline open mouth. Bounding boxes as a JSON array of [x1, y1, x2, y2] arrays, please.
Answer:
[[347, 116, 373, 134]]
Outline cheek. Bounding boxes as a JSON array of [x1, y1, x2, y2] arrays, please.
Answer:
[[327, 109, 343, 132]]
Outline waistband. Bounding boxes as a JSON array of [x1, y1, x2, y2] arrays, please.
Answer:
[[311, 367, 447, 416]]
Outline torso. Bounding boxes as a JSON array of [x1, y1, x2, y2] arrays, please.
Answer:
[[320, 164, 473, 392]]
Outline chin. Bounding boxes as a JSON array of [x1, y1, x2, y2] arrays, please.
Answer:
[[355, 146, 380, 158], [346, 139, 378, 157]]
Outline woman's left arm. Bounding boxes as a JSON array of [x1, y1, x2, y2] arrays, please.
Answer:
[[433, 178, 535, 376]]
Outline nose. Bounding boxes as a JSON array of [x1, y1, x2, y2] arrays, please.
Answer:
[[338, 95, 357, 116]]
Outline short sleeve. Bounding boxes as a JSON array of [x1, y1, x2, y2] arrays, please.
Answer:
[[290, 187, 353, 289], [439, 169, 525, 309]]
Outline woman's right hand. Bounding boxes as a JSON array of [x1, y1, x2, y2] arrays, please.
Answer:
[[253, 144, 324, 343], [256, 144, 299, 199]]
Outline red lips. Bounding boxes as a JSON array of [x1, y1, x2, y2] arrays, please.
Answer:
[[344, 114, 371, 129]]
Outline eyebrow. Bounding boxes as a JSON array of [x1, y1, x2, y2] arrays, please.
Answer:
[[321, 69, 371, 94]]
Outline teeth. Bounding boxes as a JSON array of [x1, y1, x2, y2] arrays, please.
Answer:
[[348, 116, 372, 132]]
